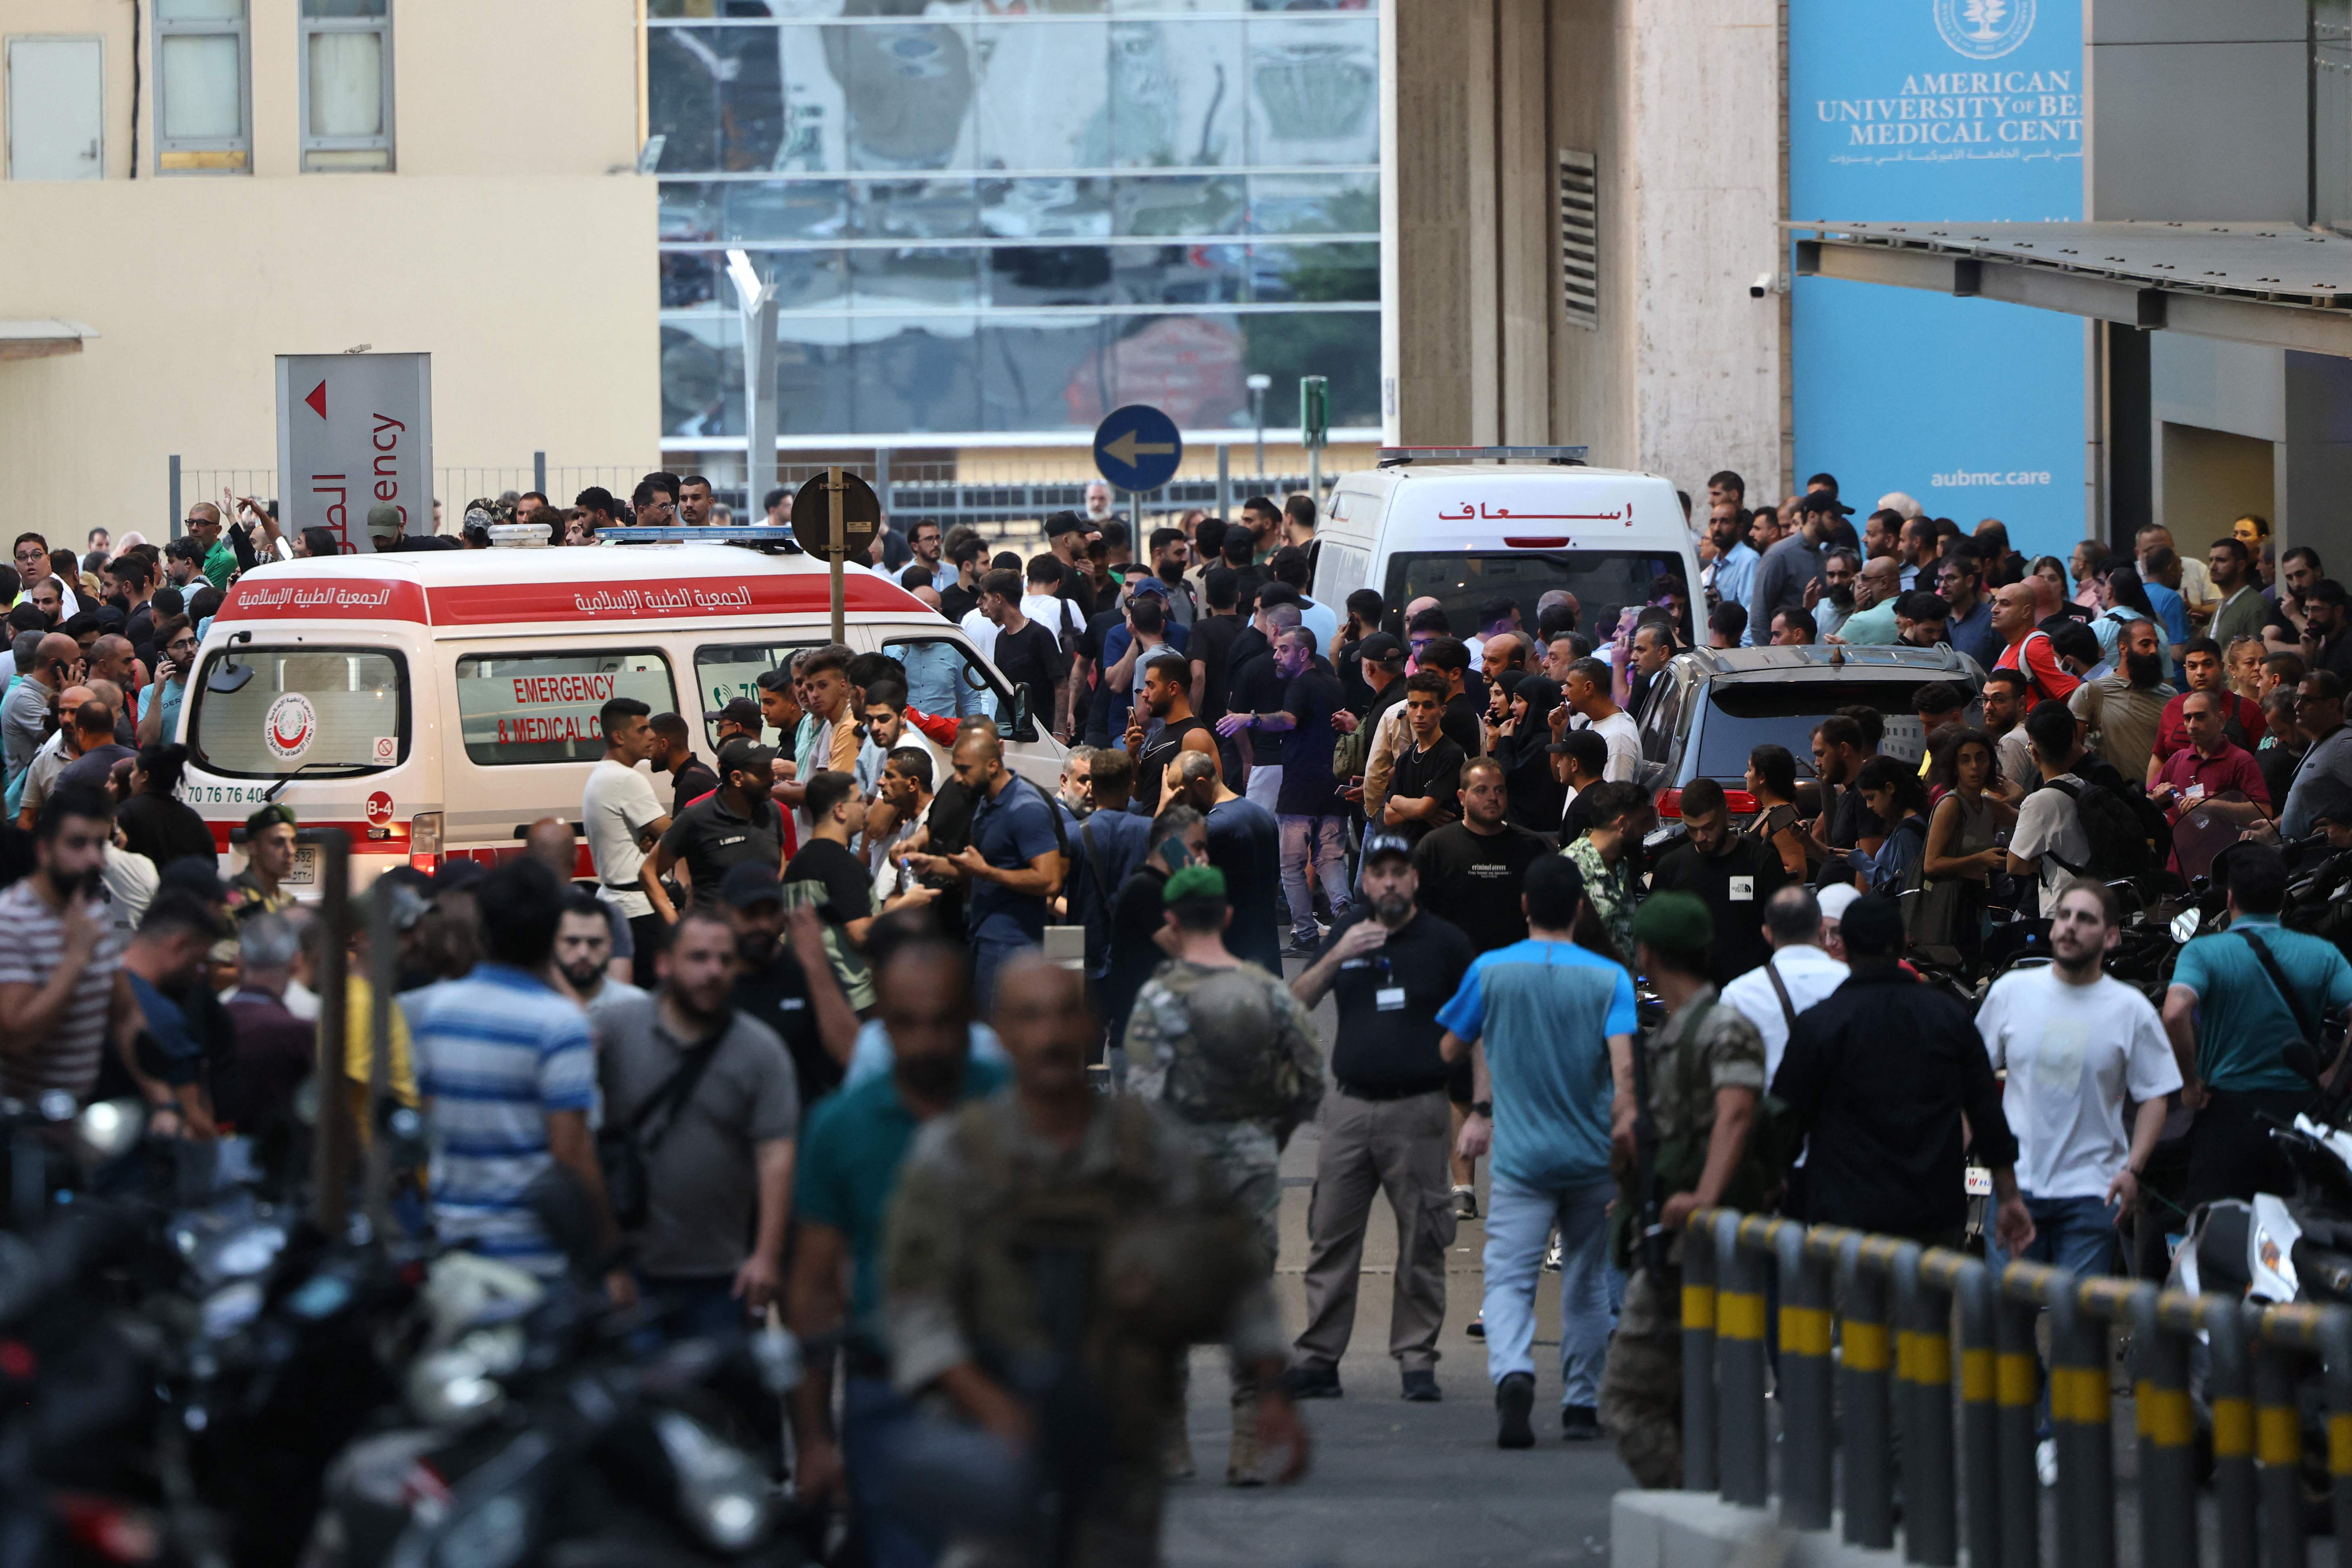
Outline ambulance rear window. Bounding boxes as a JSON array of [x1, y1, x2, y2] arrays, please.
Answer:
[[188, 647, 407, 778], [454, 650, 677, 766]]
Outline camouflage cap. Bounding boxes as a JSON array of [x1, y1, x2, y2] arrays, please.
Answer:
[[1630, 890, 1712, 955]]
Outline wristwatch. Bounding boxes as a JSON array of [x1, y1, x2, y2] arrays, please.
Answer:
[[1471, 1100, 1493, 1118]]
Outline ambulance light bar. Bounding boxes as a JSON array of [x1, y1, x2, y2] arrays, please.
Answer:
[[597, 526, 804, 553], [1376, 446, 1589, 466]]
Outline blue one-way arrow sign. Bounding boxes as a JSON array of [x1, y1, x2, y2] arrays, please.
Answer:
[[1092, 403, 1183, 494]]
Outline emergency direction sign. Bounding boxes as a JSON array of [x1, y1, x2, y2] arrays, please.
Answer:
[[1092, 403, 1182, 493], [275, 353, 434, 555]]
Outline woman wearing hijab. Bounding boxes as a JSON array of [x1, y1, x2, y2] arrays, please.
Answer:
[[1498, 674, 1565, 832]]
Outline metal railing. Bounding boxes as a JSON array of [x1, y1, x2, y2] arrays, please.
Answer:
[[167, 449, 1327, 543], [1680, 1208, 2352, 1568]]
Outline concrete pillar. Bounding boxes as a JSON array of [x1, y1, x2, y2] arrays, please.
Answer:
[[1496, 0, 1554, 443]]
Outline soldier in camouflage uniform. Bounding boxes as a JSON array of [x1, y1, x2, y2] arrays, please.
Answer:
[[1599, 892, 1767, 1489], [1122, 863, 1325, 1482], [884, 954, 1310, 1568]]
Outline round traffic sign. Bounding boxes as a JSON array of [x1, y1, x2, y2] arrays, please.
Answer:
[[790, 471, 882, 561], [1092, 404, 1183, 494]]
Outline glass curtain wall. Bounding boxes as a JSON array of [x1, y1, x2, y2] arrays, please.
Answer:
[[647, 1, 1379, 443]]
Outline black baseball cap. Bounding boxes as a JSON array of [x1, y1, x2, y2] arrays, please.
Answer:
[[1044, 510, 1087, 538], [721, 861, 785, 910], [1354, 632, 1406, 665], [1361, 830, 1415, 866], [720, 696, 762, 729], [717, 738, 778, 779], [1796, 490, 1855, 517]]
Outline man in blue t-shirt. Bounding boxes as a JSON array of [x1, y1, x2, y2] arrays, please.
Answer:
[[789, 938, 1003, 1568], [905, 726, 1066, 1008], [1439, 855, 1637, 1449], [2165, 844, 2352, 1207]]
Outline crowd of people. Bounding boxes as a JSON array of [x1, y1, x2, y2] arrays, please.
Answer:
[[5, 466, 2352, 1562]]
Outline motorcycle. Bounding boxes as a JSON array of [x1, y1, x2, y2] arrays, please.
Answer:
[[302, 1268, 806, 1568]]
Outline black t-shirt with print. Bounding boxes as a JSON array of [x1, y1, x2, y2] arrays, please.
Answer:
[[1410, 821, 1553, 956]]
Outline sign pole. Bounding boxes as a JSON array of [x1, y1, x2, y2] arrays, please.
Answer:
[[829, 464, 847, 647]]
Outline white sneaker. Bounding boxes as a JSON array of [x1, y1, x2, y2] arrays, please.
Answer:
[[1542, 1233, 1563, 1272], [2035, 1437, 2058, 1488]]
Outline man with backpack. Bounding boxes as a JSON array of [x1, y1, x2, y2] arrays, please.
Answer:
[[1992, 582, 2082, 711], [2163, 844, 2352, 1208], [1122, 865, 1325, 1483], [2008, 699, 2162, 914]]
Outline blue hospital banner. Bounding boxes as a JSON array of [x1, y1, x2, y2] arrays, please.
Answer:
[[1790, 0, 2085, 565]]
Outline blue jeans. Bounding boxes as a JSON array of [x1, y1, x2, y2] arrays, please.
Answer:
[[1277, 813, 1351, 946], [1994, 1192, 2120, 1438], [1482, 1173, 1618, 1408], [842, 1373, 942, 1568]]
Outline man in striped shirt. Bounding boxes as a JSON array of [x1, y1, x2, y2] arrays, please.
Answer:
[[413, 858, 616, 1281], [0, 783, 135, 1106]]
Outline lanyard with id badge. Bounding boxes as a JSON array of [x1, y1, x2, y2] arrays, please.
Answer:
[[1374, 954, 1407, 1013]]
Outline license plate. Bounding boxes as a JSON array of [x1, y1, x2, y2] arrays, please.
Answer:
[[284, 846, 318, 887], [1964, 1167, 1993, 1197]]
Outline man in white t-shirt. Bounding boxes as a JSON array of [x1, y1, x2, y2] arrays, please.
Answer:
[[2006, 699, 2093, 917], [1976, 877, 2177, 1481], [1719, 885, 1850, 1082], [581, 697, 673, 986], [1978, 878, 2177, 1273], [1558, 656, 1641, 783]]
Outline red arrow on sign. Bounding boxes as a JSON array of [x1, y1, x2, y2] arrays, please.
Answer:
[[304, 380, 327, 419]]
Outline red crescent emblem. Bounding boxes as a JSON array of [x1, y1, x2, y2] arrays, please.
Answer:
[[271, 712, 311, 750]]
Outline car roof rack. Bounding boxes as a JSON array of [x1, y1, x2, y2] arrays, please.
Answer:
[[1377, 445, 1589, 467], [597, 525, 804, 554]]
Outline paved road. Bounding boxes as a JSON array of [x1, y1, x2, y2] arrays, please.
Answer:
[[1162, 957, 1630, 1566]]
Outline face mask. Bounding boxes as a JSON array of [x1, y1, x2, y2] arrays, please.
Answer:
[[896, 1050, 965, 1104]]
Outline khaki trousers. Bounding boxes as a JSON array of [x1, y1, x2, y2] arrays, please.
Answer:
[[1292, 1086, 1457, 1374]]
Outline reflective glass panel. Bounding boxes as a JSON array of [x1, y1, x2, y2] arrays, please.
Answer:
[[1247, 170, 1377, 233], [1107, 20, 1244, 169], [848, 178, 978, 241], [662, 316, 743, 438], [973, 20, 1107, 172], [978, 177, 1113, 240], [847, 317, 983, 434], [849, 248, 981, 311], [1246, 15, 1377, 165], [1114, 174, 1245, 236], [840, 21, 976, 171]]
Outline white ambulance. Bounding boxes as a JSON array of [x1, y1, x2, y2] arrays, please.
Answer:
[[1308, 448, 1704, 645], [174, 542, 1063, 891]]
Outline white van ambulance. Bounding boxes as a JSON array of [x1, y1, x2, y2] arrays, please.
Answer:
[[1308, 448, 1703, 645], [174, 542, 1064, 891]]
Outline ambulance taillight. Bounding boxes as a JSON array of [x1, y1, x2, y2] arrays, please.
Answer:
[[409, 812, 442, 874]]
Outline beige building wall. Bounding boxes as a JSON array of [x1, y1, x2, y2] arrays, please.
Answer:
[[0, 0, 655, 545], [1386, 0, 1782, 498]]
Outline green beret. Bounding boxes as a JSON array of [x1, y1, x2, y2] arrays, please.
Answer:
[[246, 802, 297, 835], [1162, 864, 1228, 906], [1630, 890, 1712, 955]]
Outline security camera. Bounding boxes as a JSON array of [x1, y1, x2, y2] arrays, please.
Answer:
[[1750, 273, 1774, 299]]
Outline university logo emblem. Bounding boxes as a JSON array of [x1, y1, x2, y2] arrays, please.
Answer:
[[1934, 0, 2035, 60]]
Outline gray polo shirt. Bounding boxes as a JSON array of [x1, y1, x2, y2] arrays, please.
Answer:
[[2, 676, 52, 789], [594, 994, 800, 1279]]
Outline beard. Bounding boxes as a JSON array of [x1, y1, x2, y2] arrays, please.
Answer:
[[1829, 585, 1855, 610], [559, 958, 605, 992], [2124, 650, 2162, 688], [1373, 892, 1413, 924]]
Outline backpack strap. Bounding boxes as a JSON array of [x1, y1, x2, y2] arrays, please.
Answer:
[[2238, 929, 2321, 1044], [1762, 957, 1800, 1036], [2032, 777, 2087, 876]]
